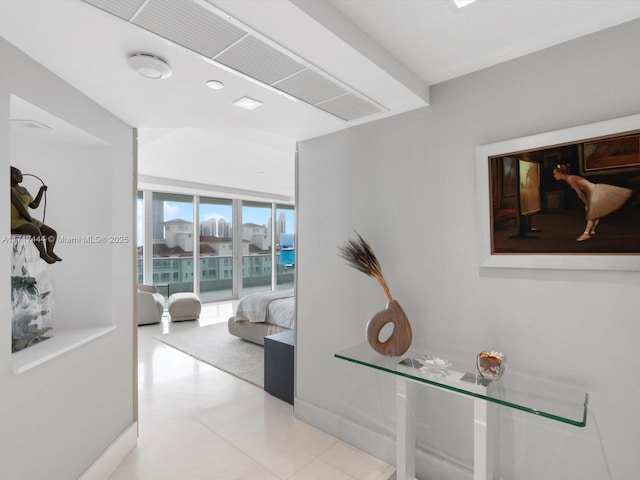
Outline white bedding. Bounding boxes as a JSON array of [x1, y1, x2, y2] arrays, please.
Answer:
[[234, 289, 294, 329], [263, 296, 295, 329]]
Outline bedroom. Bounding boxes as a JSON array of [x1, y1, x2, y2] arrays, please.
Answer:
[[135, 129, 298, 345]]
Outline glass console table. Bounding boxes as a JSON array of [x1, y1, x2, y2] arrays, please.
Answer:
[[335, 342, 588, 480]]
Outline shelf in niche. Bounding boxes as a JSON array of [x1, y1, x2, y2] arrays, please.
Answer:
[[12, 325, 116, 374]]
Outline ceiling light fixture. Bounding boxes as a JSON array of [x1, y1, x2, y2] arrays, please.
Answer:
[[127, 53, 172, 79], [453, 0, 477, 8], [206, 80, 225, 90], [232, 96, 263, 110], [83, 0, 389, 121]]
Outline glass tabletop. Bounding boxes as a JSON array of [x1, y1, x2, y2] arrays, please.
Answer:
[[335, 342, 588, 427]]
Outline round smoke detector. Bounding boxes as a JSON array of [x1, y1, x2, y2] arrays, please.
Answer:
[[127, 53, 172, 80]]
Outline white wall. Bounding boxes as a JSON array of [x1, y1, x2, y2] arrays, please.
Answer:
[[10, 136, 118, 326], [296, 20, 640, 480], [0, 37, 135, 479]]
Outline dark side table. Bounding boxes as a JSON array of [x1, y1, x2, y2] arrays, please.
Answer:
[[264, 330, 294, 405]]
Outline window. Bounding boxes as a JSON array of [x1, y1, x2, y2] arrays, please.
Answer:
[[199, 197, 233, 301], [152, 193, 193, 298], [276, 204, 295, 290], [139, 190, 294, 301], [242, 201, 272, 294], [137, 191, 144, 285]]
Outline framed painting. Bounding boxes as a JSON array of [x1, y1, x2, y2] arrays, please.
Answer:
[[518, 158, 541, 215], [475, 113, 640, 270], [502, 156, 517, 197], [544, 190, 565, 213], [583, 135, 640, 171]]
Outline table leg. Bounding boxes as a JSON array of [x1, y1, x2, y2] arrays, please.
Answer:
[[396, 377, 417, 480], [474, 398, 487, 480]]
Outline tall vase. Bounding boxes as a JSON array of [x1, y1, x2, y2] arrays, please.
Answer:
[[366, 300, 412, 357], [11, 236, 54, 353]]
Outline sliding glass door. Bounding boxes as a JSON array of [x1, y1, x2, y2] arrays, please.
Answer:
[[241, 201, 272, 294], [199, 197, 233, 302], [138, 190, 294, 301], [275, 204, 295, 290], [151, 193, 194, 299], [137, 191, 144, 285]]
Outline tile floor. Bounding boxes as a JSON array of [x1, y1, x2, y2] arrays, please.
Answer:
[[108, 302, 395, 480]]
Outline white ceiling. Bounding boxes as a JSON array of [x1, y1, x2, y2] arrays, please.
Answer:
[[2, 0, 640, 200], [328, 0, 640, 86]]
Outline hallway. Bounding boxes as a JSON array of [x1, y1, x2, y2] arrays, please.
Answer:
[[108, 303, 394, 479]]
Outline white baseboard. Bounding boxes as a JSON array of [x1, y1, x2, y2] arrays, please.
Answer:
[[294, 398, 472, 480], [79, 422, 137, 480], [295, 397, 396, 465]]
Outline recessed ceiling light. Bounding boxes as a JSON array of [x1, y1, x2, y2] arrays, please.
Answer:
[[127, 53, 172, 80], [453, 0, 477, 7], [206, 80, 225, 90], [232, 96, 263, 111]]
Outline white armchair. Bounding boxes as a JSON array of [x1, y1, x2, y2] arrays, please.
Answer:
[[137, 284, 164, 325]]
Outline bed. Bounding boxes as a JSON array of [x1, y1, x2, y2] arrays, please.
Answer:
[[227, 289, 295, 345]]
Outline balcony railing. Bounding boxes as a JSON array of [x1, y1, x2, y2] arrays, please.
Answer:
[[137, 253, 294, 301]]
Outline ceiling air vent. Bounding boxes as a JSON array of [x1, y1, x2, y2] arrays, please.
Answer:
[[132, 0, 247, 59], [82, 0, 146, 21], [81, 0, 387, 121], [214, 35, 306, 87], [316, 94, 383, 122]]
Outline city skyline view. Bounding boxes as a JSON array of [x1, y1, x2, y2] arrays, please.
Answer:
[[136, 193, 295, 299], [137, 199, 294, 246]]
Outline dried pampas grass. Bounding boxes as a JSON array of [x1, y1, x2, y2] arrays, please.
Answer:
[[338, 232, 393, 302]]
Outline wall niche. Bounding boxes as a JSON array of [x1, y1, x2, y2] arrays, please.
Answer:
[[9, 94, 115, 371]]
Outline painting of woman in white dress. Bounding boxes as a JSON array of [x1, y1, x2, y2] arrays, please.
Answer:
[[490, 140, 640, 254], [552, 163, 632, 241]]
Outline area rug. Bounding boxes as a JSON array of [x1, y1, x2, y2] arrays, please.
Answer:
[[154, 323, 264, 388]]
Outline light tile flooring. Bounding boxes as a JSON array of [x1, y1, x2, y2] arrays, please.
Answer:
[[109, 302, 395, 480]]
